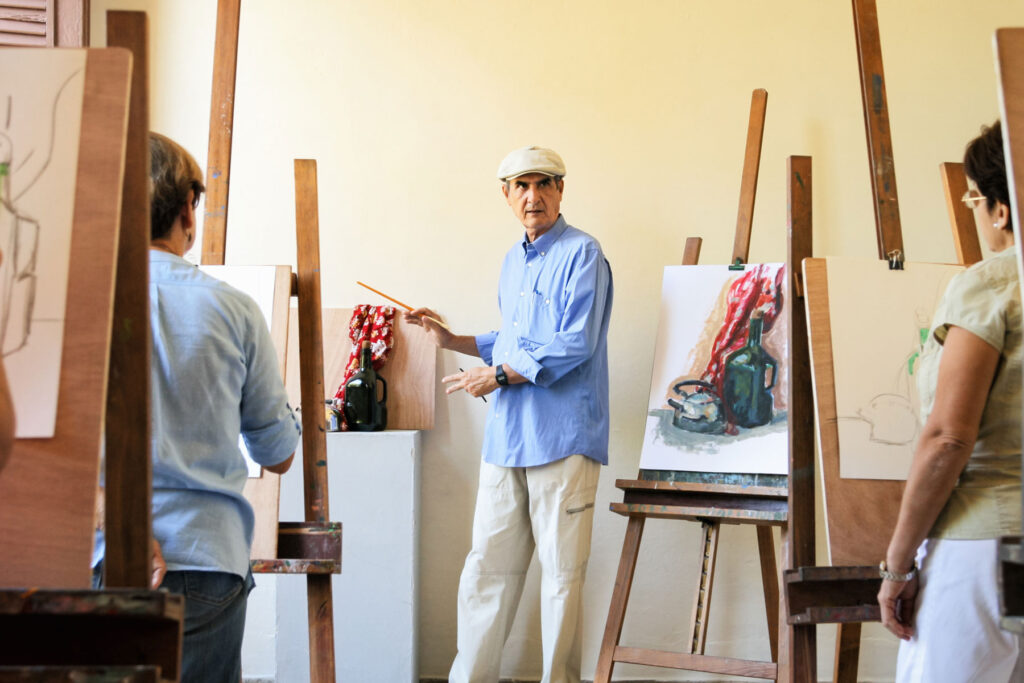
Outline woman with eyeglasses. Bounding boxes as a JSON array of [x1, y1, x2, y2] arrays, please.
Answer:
[[878, 121, 1022, 681], [91, 133, 301, 682]]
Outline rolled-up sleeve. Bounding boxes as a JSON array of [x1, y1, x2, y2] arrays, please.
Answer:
[[475, 331, 497, 366], [239, 305, 301, 466], [508, 247, 611, 387]]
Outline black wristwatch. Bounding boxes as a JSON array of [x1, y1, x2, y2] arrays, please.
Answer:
[[494, 364, 509, 386]]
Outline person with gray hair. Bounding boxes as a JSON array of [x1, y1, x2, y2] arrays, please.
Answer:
[[91, 132, 301, 683], [407, 146, 613, 683]]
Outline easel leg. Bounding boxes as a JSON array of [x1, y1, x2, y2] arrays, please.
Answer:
[[307, 574, 336, 682], [688, 521, 720, 655], [594, 515, 645, 683], [757, 525, 780, 662], [833, 622, 861, 683]]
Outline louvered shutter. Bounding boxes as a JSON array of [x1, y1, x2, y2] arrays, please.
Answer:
[[0, 0, 53, 47]]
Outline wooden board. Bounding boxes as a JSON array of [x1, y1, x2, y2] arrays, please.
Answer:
[[104, 9, 152, 590], [997, 29, 1024, 263], [0, 48, 131, 588], [940, 162, 983, 267], [285, 307, 437, 430], [803, 257, 904, 566], [851, 0, 904, 259]]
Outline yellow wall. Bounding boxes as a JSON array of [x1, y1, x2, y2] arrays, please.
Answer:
[[92, 1, 1024, 679]]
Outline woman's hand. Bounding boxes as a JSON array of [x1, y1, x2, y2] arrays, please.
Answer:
[[878, 574, 919, 640]]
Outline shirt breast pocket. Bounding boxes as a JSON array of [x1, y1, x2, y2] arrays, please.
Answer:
[[522, 290, 563, 346]]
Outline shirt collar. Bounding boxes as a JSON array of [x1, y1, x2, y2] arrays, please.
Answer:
[[521, 214, 567, 254], [149, 249, 194, 267]]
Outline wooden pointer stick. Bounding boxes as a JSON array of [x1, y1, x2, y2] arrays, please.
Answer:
[[355, 281, 451, 330]]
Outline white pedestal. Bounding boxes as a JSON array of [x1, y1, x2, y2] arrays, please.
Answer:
[[243, 430, 421, 683]]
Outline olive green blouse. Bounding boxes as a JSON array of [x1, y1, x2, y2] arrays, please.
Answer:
[[916, 247, 1022, 539]]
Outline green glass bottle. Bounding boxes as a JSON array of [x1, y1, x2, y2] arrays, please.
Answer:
[[722, 311, 777, 429], [342, 341, 387, 431]]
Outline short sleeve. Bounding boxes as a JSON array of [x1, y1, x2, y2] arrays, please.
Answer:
[[932, 267, 1006, 353]]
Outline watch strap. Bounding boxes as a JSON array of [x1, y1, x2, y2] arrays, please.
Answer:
[[494, 364, 509, 386]]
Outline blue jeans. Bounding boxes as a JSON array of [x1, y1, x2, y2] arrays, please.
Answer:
[[93, 566, 255, 683]]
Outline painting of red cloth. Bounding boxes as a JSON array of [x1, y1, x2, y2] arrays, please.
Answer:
[[639, 263, 788, 475]]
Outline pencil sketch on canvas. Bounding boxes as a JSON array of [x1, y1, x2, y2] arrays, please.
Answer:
[[0, 51, 86, 437], [824, 258, 963, 480], [638, 263, 789, 475]]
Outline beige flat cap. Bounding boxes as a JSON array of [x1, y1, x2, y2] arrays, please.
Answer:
[[496, 146, 566, 181]]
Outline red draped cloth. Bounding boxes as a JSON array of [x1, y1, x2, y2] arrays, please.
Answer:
[[701, 265, 785, 397], [333, 304, 395, 430]]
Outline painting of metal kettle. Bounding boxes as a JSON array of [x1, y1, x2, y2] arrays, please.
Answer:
[[666, 380, 728, 434]]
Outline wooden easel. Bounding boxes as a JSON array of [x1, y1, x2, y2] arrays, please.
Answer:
[[782, 4, 989, 682], [993, 28, 1024, 634], [199, 3, 341, 680], [0, 13, 184, 681], [594, 90, 817, 682]]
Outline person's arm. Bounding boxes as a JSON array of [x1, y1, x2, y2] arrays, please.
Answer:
[[239, 303, 301, 471], [878, 326, 1001, 640]]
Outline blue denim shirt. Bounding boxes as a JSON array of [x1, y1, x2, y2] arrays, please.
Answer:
[[94, 251, 301, 578], [475, 216, 613, 467]]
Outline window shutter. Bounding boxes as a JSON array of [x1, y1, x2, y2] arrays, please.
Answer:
[[0, 0, 54, 47]]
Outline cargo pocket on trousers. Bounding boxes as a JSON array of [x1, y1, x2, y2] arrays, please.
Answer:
[[558, 486, 597, 575]]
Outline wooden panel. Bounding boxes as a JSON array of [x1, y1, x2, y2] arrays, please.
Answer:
[[200, 0, 241, 266], [996, 30, 1024, 277], [940, 162, 982, 266], [803, 258, 904, 565], [612, 648, 776, 679], [732, 89, 768, 264], [0, 49, 130, 588], [293, 159, 336, 683], [851, 0, 903, 259], [285, 307, 437, 430], [785, 155, 816, 680], [104, 9, 151, 591]]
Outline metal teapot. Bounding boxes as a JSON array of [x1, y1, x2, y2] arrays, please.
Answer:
[[666, 380, 727, 435]]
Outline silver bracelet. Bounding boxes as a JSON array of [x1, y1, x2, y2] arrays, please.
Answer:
[[879, 560, 918, 582]]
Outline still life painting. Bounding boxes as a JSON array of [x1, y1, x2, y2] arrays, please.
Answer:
[[639, 263, 789, 475]]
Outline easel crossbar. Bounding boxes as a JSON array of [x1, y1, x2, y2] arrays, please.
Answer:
[[613, 647, 777, 680]]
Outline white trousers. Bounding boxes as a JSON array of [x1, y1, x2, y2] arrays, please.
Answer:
[[896, 538, 1023, 683], [449, 454, 600, 683]]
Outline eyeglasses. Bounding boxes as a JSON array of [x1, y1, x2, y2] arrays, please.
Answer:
[[961, 188, 987, 209], [189, 180, 205, 210]]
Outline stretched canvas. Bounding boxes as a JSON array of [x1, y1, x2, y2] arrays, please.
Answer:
[[639, 263, 789, 475], [824, 258, 962, 480], [0, 51, 85, 437]]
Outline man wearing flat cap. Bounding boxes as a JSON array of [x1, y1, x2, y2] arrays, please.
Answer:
[[406, 146, 613, 682]]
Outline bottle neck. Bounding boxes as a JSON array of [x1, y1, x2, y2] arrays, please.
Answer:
[[360, 343, 372, 369], [747, 316, 763, 346]]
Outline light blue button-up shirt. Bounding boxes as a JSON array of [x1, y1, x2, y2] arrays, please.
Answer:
[[475, 216, 613, 467], [94, 251, 301, 578]]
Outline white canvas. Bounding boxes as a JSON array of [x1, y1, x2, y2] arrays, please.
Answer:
[[0, 51, 86, 438], [824, 258, 962, 480], [199, 265, 283, 477], [638, 264, 789, 475]]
